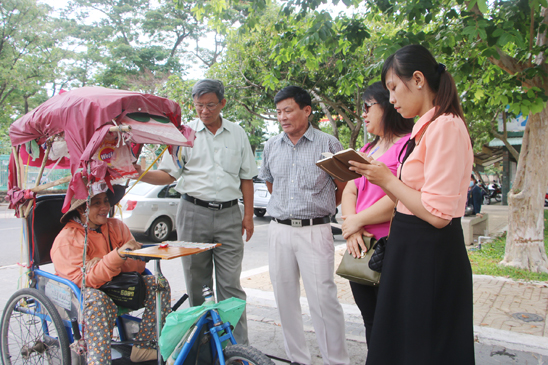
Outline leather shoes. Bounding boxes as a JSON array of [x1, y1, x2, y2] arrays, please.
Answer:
[[130, 347, 157, 362]]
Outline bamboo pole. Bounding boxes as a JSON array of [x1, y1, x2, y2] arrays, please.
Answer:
[[29, 176, 71, 193], [109, 125, 131, 132], [34, 143, 52, 190]]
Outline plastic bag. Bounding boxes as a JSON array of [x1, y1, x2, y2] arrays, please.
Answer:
[[159, 297, 245, 360], [93, 136, 138, 180]]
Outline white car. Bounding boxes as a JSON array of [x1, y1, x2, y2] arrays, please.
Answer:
[[253, 176, 270, 217], [115, 182, 179, 242]]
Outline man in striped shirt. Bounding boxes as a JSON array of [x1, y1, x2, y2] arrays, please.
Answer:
[[259, 86, 349, 365]]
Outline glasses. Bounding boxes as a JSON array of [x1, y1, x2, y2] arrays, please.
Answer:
[[193, 102, 220, 111], [363, 102, 378, 114]]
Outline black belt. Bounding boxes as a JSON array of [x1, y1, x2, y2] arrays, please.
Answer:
[[272, 216, 331, 227], [182, 194, 238, 211]]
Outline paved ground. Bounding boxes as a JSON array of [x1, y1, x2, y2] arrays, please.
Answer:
[[241, 204, 548, 364]]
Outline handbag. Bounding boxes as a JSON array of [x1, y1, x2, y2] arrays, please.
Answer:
[[368, 236, 387, 273], [98, 229, 146, 310], [336, 236, 381, 286], [99, 271, 146, 310]]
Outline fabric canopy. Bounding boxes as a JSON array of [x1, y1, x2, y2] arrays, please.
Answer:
[[9, 87, 195, 212]]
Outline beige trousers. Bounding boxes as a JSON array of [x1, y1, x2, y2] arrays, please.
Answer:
[[268, 221, 350, 365]]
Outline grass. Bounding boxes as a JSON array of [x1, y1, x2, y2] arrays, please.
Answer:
[[468, 209, 548, 282]]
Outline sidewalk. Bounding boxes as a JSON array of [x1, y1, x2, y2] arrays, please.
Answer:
[[242, 204, 548, 363]]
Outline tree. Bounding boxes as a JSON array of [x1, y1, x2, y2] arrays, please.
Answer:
[[207, 4, 386, 149], [200, 0, 548, 271], [0, 0, 66, 142], [365, 0, 548, 272], [61, 0, 207, 92]]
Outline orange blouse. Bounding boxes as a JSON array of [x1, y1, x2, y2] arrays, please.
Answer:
[[51, 218, 146, 289], [397, 108, 473, 220]]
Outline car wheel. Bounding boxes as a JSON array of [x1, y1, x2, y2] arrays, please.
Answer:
[[254, 208, 266, 217], [148, 217, 172, 243]]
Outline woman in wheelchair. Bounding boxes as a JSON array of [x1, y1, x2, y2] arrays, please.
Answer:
[[51, 184, 171, 364]]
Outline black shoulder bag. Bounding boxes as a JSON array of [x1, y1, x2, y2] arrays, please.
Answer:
[[98, 230, 146, 310]]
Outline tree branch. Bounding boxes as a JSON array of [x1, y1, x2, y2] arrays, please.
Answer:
[[235, 101, 278, 121], [311, 91, 338, 139], [489, 109, 520, 161], [488, 48, 542, 89]]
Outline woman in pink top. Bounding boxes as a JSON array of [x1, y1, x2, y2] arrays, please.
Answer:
[[340, 82, 413, 347], [350, 45, 475, 364]]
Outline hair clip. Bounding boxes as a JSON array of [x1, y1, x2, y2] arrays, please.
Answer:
[[437, 63, 446, 74]]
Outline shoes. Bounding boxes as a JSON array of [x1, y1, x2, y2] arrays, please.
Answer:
[[130, 347, 157, 362]]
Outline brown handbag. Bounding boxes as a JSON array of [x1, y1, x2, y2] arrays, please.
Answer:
[[336, 236, 381, 286]]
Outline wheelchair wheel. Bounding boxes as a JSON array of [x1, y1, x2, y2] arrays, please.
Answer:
[[222, 344, 274, 365], [1, 288, 71, 365]]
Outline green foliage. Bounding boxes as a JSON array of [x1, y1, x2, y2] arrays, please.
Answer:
[[207, 3, 409, 148], [468, 210, 548, 281], [0, 0, 66, 142], [214, 0, 548, 151], [59, 0, 208, 91], [160, 75, 197, 123]]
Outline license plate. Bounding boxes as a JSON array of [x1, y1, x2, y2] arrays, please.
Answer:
[[255, 190, 267, 198]]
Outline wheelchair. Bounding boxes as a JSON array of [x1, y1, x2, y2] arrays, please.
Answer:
[[0, 194, 152, 365]]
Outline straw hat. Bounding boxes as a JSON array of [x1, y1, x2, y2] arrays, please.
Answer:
[[60, 183, 126, 224]]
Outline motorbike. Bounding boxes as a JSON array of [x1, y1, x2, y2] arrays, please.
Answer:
[[478, 183, 491, 205], [488, 183, 503, 203], [480, 182, 502, 205]]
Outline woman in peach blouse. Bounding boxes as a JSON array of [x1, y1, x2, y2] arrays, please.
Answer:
[[350, 45, 475, 364]]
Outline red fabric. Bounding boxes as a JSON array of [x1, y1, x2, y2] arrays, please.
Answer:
[[9, 87, 193, 212], [8, 152, 17, 192]]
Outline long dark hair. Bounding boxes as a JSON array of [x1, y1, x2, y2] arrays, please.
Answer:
[[381, 44, 465, 125], [363, 82, 414, 153]]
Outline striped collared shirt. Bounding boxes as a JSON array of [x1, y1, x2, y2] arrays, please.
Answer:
[[260, 124, 343, 220]]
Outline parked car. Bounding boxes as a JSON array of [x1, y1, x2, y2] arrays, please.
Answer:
[[114, 182, 180, 242], [253, 175, 270, 217]]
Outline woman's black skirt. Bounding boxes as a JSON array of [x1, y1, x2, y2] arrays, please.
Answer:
[[365, 212, 475, 365]]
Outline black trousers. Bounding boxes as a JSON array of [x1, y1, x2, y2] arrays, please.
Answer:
[[349, 281, 379, 346]]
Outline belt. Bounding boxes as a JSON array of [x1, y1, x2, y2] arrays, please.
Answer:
[[182, 194, 238, 211], [272, 216, 331, 227]]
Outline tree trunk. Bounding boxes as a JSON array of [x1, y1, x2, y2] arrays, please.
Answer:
[[348, 123, 361, 149], [500, 107, 548, 272]]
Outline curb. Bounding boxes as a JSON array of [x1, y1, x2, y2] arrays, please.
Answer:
[[475, 326, 548, 356]]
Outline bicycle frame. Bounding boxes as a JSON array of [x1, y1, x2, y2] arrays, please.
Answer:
[[173, 308, 237, 365]]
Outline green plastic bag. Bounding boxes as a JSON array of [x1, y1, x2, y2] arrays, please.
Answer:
[[159, 297, 246, 360]]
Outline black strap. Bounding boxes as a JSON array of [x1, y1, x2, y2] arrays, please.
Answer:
[[397, 121, 432, 180]]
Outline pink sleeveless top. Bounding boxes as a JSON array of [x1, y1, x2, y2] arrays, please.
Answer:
[[354, 135, 410, 239]]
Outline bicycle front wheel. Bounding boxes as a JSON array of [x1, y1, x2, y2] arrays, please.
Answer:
[[0, 288, 71, 365], [222, 344, 274, 365]]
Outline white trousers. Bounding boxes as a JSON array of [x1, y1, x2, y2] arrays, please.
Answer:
[[268, 221, 350, 365]]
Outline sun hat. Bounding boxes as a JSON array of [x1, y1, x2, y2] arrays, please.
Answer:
[[60, 181, 126, 224]]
